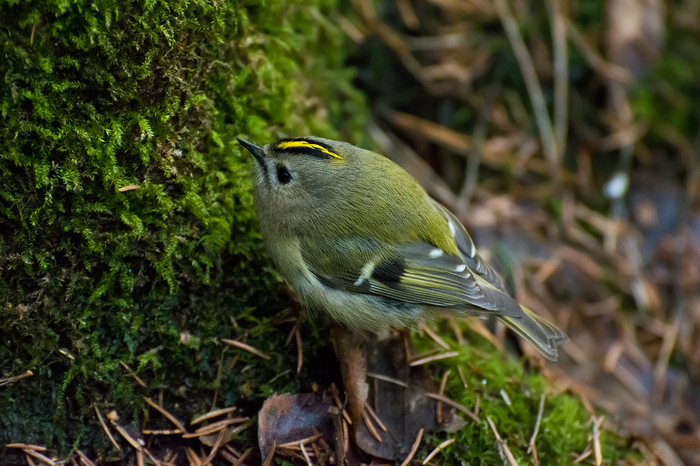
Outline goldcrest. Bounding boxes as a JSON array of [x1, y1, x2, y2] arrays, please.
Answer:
[[238, 136, 567, 360]]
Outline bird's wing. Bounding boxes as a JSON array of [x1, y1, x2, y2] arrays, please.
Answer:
[[432, 202, 504, 289], [305, 239, 522, 317]]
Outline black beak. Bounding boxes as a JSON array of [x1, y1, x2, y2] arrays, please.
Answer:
[[237, 138, 265, 167]]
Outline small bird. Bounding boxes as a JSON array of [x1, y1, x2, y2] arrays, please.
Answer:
[[239, 136, 567, 360]]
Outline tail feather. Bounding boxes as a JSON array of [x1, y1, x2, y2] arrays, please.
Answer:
[[498, 306, 568, 361]]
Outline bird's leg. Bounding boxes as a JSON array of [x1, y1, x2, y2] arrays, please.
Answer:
[[331, 324, 368, 424]]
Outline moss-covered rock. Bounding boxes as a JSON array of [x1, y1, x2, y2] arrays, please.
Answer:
[[0, 0, 367, 458]]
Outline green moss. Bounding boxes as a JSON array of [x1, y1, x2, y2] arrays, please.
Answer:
[[412, 323, 635, 464], [0, 0, 366, 458]]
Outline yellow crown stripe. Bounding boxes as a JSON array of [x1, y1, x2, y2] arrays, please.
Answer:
[[276, 141, 342, 160]]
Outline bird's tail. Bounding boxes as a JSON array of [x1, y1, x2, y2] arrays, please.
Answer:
[[498, 306, 568, 361]]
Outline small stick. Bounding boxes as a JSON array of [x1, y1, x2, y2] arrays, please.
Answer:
[[361, 409, 383, 442], [422, 438, 455, 465], [300, 442, 313, 466], [261, 441, 276, 466], [367, 372, 408, 387], [399, 428, 424, 466], [436, 370, 451, 424], [330, 383, 352, 425], [499, 389, 512, 406], [120, 362, 147, 387], [233, 448, 253, 466], [221, 339, 270, 359], [76, 450, 97, 466], [186, 447, 203, 466], [141, 429, 184, 435], [277, 433, 324, 449], [94, 406, 121, 452], [191, 406, 237, 425], [112, 423, 142, 451], [419, 322, 451, 350], [144, 397, 187, 432], [23, 449, 55, 466], [201, 428, 226, 466], [528, 394, 545, 453], [409, 351, 460, 367], [456, 366, 468, 388], [6, 444, 46, 451], [425, 393, 478, 423], [0, 369, 33, 386], [592, 416, 603, 466], [365, 404, 387, 432], [295, 327, 303, 373], [486, 416, 518, 466]]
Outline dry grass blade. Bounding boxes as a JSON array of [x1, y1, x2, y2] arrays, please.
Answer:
[[94, 406, 121, 452], [330, 383, 353, 425], [495, 0, 557, 178], [118, 185, 141, 192], [409, 351, 460, 366], [76, 450, 97, 466], [234, 447, 253, 466], [295, 327, 303, 373], [120, 361, 147, 387], [22, 449, 56, 466], [382, 108, 471, 157], [201, 428, 226, 466], [144, 397, 188, 432], [436, 370, 450, 424], [221, 339, 270, 359], [547, 0, 568, 162], [300, 442, 313, 466], [487, 416, 518, 466], [365, 404, 387, 432], [565, 20, 631, 83], [422, 438, 455, 465], [191, 406, 237, 425], [261, 441, 276, 466], [367, 371, 408, 387], [183, 418, 248, 438], [650, 438, 685, 466], [400, 428, 424, 466], [186, 447, 203, 466], [6, 444, 46, 451], [573, 445, 593, 463], [361, 409, 383, 442], [425, 392, 479, 423], [277, 433, 324, 449], [112, 422, 143, 451], [592, 416, 603, 466], [0, 369, 33, 387], [141, 429, 184, 435], [499, 389, 512, 406], [528, 394, 545, 454], [419, 322, 451, 350]]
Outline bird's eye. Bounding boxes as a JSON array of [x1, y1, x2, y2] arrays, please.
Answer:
[[276, 165, 292, 184]]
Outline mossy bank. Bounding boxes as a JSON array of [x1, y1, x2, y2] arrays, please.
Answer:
[[0, 0, 366, 458], [1, 0, 639, 463]]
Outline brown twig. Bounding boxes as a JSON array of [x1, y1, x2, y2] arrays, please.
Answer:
[[221, 339, 270, 359], [144, 397, 187, 432], [399, 428, 424, 466], [422, 438, 455, 465], [192, 406, 237, 425], [495, 0, 558, 179], [94, 406, 121, 452], [426, 393, 479, 423], [486, 416, 518, 466]]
